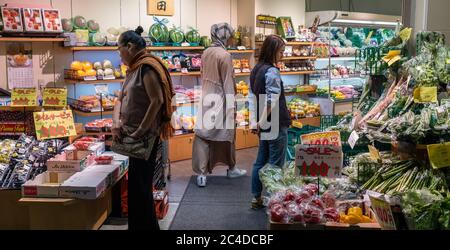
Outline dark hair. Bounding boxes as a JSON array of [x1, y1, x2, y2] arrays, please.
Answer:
[[258, 35, 286, 65], [119, 26, 146, 50]]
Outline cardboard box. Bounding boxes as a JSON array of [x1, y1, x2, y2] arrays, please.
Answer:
[[83, 162, 121, 187], [100, 152, 129, 175], [64, 142, 105, 160], [47, 153, 95, 172], [60, 171, 108, 200], [22, 172, 75, 198]]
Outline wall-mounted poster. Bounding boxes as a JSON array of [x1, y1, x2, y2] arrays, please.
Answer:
[[6, 43, 34, 89], [147, 0, 174, 16]]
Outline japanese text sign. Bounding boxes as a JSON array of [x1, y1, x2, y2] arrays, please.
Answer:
[[300, 131, 342, 147], [369, 196, 396, 230], [295, 144, 343, 179], [11, 88, 37, 107], [33, 110, 77, 140], [147, 0, 174, 16], [43, 88, 67, 107]]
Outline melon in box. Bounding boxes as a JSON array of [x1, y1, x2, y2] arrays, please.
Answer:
[[47, 153, 95, 172], [22, 172, 74, 198], [100, 152, 129, 175], [60, 171, 108, 200], [64, 141, 105, 160]]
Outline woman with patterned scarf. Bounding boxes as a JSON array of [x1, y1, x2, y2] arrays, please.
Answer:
[[112, 26, 175, 230], [192, 23, 247, 187]]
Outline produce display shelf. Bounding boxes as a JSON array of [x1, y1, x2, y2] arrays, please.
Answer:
[[282, 56, 317, 61], [285, 90, 317, 96], [256, 41, 321, 46], [68, 46, 205, 51], [280, 71, 316, 75], [0, 106, 62, 111], [73, 110, 114, 117], [332, 98, 354, 103], [64, 79, 125, 84], [177, 98, 248, 107], [316, 57, 357, 62], [0, 37, 66, 42], [292, 116, 321, 127], [235, 72, 251, 77], [227, 50, 254, 54], [81, 131, 112, 136], [147, 46, 205, 51], [170, 72, 201, 76]]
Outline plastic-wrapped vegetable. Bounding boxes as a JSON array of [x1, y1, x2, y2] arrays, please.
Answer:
[[149, 17, 170, 45], [73, 15, 87, 30]]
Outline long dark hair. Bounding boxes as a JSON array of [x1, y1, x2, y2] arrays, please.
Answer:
[[258, 35, 285, 65], [119, 26, 146, 50]]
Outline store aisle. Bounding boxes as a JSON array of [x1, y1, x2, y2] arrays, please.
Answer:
[[101, 147, 258, 230]]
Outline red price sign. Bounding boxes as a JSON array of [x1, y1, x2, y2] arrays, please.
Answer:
[[369, 196, 396, 230], [294, 144, 343, 179]]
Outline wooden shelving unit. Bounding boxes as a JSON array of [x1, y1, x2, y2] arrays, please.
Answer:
[[235, 72, 251, 77], [64, 79, 125, 84], [280, 71, 316, 75], [67, 46, 206, 51], [170, 72, 201, 76], [72, 110, 114, 117], [228, 50, 254, 54], [0, 37, 66, 42], [285, 90, 317, 96], [282, 56, 317, 61]]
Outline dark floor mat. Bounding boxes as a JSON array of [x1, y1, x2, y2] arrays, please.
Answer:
[[169, 176, 268, 230]]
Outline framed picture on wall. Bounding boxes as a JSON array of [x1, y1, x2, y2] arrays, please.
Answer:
[[147, 0, 175, 16]]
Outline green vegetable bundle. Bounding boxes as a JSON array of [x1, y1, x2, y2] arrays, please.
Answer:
[[361, 160, 448, 195]]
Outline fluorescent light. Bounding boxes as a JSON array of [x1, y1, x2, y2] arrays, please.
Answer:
[[332, 19, 399, 27]]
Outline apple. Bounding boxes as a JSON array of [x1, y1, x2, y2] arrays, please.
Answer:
[[270, 204, 287, 223]]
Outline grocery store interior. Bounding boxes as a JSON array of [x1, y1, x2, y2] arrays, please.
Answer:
[[0, 0, 449, 231]]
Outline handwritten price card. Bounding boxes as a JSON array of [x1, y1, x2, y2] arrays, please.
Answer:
[[11, 88, 37, 107], [427, 142, 450, 169], [33, 110, 77, 140], [300, 131, 342, 146], [43, 88, 67, 107], [294, 144, 343, 179], [369, 196, 396, 230]]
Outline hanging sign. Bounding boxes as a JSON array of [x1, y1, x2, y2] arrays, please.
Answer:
[[33, 110, 77, 140], [147, 0, 174, 16], [369, 196, 396, 230], [413, 87, 438, 103], [382, 50, 401, 66], [43, 88, 67, 107], [427, 142, 450, 169], [294, 144, 343, 179], [300, 131, 342, 146], [11, 88, 37, 107]]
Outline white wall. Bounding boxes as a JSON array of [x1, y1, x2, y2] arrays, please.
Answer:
[[255, 0, 306, 29], [0, 0, 239, 89], [426, 0, 450, 45]]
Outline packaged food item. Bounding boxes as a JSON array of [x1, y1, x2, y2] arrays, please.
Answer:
[[22, 8, 44, 32], [1, 7, 23, 32], [233, 59, 242, 73], [42, 9, 62, 32], [241, 59, 251, 73], [94, 156, 113, 165]]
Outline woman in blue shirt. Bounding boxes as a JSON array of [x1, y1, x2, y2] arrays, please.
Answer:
[[249, 35, 291, 209]]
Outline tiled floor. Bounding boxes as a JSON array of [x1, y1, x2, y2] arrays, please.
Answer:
[[100, 147, 258, 230]]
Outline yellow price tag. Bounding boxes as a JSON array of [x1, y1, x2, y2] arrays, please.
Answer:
[[43, 88, 68, 107], [428, 143, 450, 169], [383, 50, 401, 66], [368, 145, 382, 162], [413, 87, 438, 103], [11, 88, 37, 107], [33, 110, 77, 140], [399, 28, 412, 43]]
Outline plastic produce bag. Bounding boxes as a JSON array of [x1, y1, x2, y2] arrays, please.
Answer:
[[149, 17, 170, 45], [186, 27, 201, 45]]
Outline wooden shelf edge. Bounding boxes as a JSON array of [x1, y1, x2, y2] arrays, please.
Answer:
[[280, 71, 316, 75], [282, 56, 317, 61], [64, 79, 125, 84], [73, 110, 114, 117], [0, 37, 66, 42]]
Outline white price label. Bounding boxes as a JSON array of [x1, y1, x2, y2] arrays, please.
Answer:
[[348, 131, 359, 149]]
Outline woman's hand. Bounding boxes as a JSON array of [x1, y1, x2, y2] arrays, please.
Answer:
[[112, 127, 122, 142], [251, 123, 261, 135]]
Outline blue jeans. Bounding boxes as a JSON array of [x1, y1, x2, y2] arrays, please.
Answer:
[[251, 127, 288, 198]]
